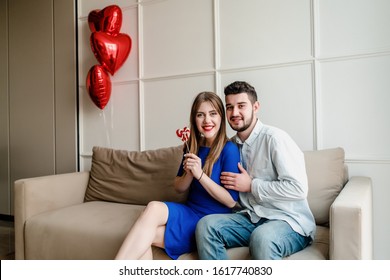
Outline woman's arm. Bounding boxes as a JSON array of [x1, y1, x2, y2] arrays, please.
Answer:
[[185, 148, 239, 208], [198, 173, 237, 208], [173, 172, 193, 193]]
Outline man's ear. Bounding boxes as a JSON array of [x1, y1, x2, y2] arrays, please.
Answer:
[[253, 101, 260, 113]]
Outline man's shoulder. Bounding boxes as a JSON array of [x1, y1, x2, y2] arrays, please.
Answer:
[[260, 123, 290, 139], [260, 124, 302, 152]]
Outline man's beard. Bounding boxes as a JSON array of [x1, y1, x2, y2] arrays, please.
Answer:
[[229, 111, 255, 132]]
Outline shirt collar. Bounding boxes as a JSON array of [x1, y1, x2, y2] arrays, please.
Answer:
[[233, 119, 263, 146]]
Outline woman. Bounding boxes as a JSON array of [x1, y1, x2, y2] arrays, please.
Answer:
[[115, 91, 240, 260]]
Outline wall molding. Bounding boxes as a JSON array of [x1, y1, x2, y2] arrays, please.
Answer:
[[346, 159, 390, 165], [317, 49, 390, 63]]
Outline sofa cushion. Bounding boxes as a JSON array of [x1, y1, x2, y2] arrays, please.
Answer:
[[25, 201, 145, 259], [304, 147, 346, 225], [177, 226, 329, 260], [85, 145, 187, 205], [24, 201, 330, 260]]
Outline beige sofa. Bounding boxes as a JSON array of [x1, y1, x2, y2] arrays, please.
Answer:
[[14, 145, 373, 260]]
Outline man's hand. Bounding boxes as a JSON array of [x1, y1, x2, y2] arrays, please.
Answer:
[[221, 163, 252, 192]]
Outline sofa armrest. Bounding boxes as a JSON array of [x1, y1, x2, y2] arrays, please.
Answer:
[[329, 176, 373, 259], [14, 171, 90, 259]]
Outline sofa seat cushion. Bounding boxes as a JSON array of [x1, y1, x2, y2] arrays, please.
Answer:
[[176, 225, 329, 260], [285, 226, 329, 260], [24, 200, 329, 260], [25, 201, 146, 260]]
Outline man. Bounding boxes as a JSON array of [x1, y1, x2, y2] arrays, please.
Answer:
[[195, 81, 316, 259]]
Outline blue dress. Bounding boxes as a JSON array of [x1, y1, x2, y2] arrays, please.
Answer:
[[163, 141, 240, 259]]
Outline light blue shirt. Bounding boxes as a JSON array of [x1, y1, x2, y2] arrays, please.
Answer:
[[232, 120, 316, 240]]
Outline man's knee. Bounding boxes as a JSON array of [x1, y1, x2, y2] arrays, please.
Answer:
[[249, 228, 281, 260], [250, 228, 272, 246], [196, 214, 218, 238]]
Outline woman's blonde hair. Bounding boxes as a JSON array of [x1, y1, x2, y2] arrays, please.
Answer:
[[188, 91, 228, 177]]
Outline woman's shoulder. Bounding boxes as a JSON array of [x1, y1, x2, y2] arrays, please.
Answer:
[[222, 140, 239, 153], [220, 141, 240, 168]]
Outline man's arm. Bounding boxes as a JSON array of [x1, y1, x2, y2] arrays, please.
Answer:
[[222, 136, 308, 202]]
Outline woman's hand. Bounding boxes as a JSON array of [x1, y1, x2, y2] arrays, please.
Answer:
[[183, 153, 203, 180], [183, 153, 237, 208]]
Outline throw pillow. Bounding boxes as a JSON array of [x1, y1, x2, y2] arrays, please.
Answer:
[[84, 145, 187, 205], [304, 147, 346, 226]]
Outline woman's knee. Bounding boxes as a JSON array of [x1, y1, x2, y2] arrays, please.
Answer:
[[142, 201, 168, 220], [144, 201, 164, 212]]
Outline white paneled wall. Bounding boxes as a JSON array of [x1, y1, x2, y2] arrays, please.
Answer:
[[317, 0, 390, 57], [77, 0, 390, 259], [319, 55, 390, 159], [142, 0, 215, 77], [219, 0, 313, 68]]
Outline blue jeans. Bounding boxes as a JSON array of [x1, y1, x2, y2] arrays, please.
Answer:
[[195, 213, 311, 260]]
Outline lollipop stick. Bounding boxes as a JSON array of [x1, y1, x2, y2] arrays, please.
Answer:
[[185, 141, 189, 153]]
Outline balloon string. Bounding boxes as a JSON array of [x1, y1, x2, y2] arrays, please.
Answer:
[[101, 110, 111, 147], [110, 99, 114, 134]]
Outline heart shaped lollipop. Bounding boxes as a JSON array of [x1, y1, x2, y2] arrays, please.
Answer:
[[176, 126, 190, 152]]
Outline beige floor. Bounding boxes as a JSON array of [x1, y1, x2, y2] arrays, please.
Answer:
[[0, 219, 15, 260]]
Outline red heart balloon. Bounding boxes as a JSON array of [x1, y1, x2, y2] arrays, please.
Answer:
[[90, 31, 132, 75], [88, 5, 122, 36], [86, 65, 112, 110]]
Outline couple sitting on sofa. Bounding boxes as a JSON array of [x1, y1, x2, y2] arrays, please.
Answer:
[[115, 81, 316, 260]]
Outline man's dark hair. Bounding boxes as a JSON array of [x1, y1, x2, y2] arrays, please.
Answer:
[[224, 81, 258, 104]]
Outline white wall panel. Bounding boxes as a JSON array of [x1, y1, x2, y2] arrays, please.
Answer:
[[319, 55, 390, 160], [142, 0, 214, 78], [80, 83, 139, 156], [143, 75, 215, 150], [317, 0, 390, 57], [78, 0, 136, 17], [80, 157, 92, 173], [221, 63, 315, 151], [219, 0, 312, 69]]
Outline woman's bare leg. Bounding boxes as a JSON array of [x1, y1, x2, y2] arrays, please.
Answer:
[[138, 225, 166, 260], [115, 201, 169, 259], [139, 247, 153, 260]]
